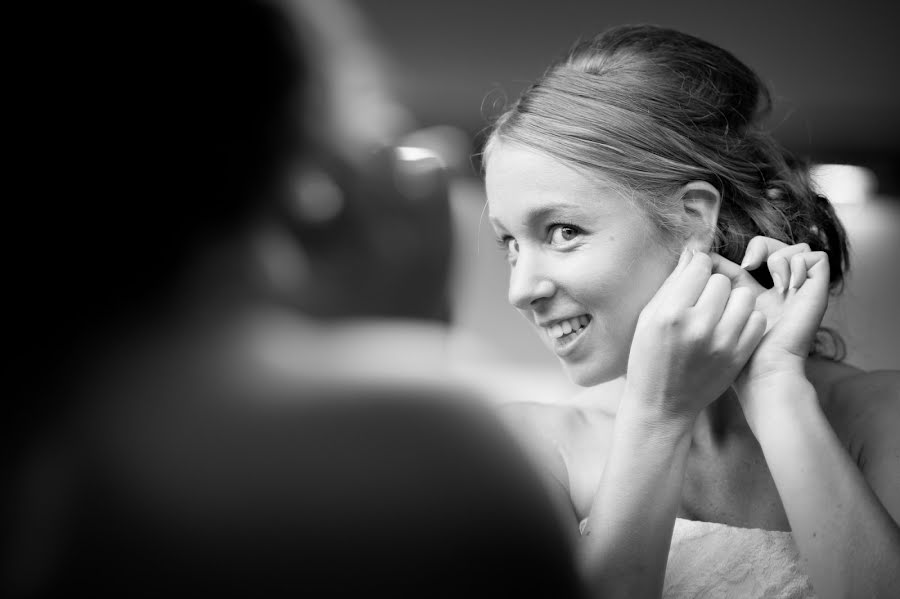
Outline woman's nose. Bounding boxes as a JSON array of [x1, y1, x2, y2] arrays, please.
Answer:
[[507, 255, 556, 310]]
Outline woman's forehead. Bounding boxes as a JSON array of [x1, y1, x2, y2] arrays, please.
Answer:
[[486, 144, 596, 188], [486, 144, 624, 225]]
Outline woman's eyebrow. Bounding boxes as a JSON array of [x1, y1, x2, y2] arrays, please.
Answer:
[[495, 205, 595, 229], [530, 204, 592, 221]]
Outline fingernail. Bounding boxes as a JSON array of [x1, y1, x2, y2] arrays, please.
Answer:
[[772, 273, 784, 294], [740, 257, 750, 269]]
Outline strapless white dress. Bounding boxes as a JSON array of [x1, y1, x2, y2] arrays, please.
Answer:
[[580, 517, 816, 598]]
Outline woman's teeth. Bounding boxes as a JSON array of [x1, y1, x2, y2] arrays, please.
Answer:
[[548, 315, 590, 340]]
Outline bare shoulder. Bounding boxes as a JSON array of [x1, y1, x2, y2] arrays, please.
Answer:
[[831, 368, 900, 398], [499, 382, 620, 446], [492, 402, 579, 514], [498, 387, 615, 480], [827, 368, 900, 425], [812, 358, 899, 415], [498, 400, 586, 457], [498, 384, 621, 520], [810, 359, 900, 458], [815, 363, 900, 520]]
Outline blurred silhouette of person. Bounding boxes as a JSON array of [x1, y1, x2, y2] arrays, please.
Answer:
[[2, 1, 581, 596]]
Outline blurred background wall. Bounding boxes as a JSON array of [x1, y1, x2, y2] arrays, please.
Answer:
[[355, 0, 899, 395], [357, 0, 899, 183]]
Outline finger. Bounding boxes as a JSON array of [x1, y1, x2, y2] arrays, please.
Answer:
[[771, 242, 811, 261], [789, 251, 809, 290], [692, 273, 732, 324], [710, 253, 761, 290], [803, 250, 830, 282], [745, 240, 812, 294], [741, 236, 788, 270], [784, 251, 830, 305], [709, 252, 743, 279], [766, 242, 811, 291], [771, 252, 831, 356], [767, 254, 790, 295], [715, 286, 756, 344], [663, 251, 714, 310], [672, 246, 692, 277]]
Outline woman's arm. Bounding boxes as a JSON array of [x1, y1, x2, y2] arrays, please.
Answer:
[[731, 238, 900, 599], [744, 372, 900, 599], [581, 249, 767, 598], [834, 371, 900, 525], [509, 249, 768, 598], [580, 396, 693, 598]]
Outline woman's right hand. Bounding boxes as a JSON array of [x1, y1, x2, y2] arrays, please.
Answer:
[[624, 249, 767, 427]]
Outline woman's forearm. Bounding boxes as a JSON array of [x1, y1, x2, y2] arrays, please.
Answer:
[[581, 393, 693, 599], [749, 377, 900, 599]]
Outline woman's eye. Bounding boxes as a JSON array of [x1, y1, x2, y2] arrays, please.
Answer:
[[496, 236, 519, 257], [549, 224, 581, 245]]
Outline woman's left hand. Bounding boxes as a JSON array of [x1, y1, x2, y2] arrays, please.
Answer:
[[711, 237, 831, 420]]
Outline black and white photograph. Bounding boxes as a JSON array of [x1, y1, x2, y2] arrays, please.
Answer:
[[4, 1, 898, 597]]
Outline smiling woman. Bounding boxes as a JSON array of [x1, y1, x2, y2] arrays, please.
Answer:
[[487, 145, 675, 385], [483, 24, 900, 599]]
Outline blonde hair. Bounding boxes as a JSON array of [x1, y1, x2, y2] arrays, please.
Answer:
[[486, 25, 849, 293]]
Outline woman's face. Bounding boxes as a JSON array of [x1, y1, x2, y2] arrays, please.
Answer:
[[485, 144, 678, 386]]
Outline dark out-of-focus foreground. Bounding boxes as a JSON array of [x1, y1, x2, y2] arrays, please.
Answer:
[[4, 0, 582, 595]]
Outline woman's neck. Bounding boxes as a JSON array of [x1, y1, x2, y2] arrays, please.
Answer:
[[691, 387, 752, 450]]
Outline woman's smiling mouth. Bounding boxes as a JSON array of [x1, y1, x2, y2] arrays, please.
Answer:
[[541, 314, 592, 356]]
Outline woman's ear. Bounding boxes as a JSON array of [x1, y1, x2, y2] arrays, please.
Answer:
[[680, 181, 721, 252]]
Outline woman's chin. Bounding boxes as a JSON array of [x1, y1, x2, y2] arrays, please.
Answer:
[[560, 358, 623, 388]]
